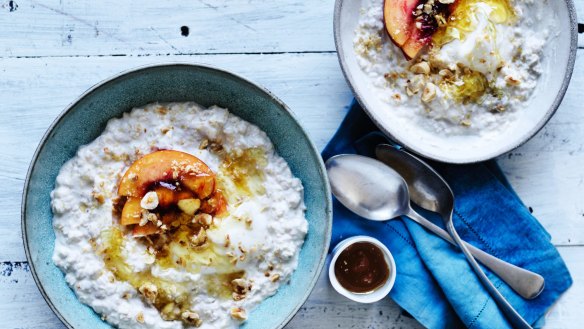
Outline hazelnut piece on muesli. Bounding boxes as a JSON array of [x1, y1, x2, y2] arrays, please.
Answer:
[[505, 75, 521, 86], [92, 191, 105, 204], [421, 83, 437, 103], [409, 62, 431, 75], [230, 307, 247, 321], [190, 227, 208, 247], [136, 312, 145, 323], [194, 213, 213, 227], [138, 282, 158, 303], [231, 278, 252, 295], [181, 311, 203, 327], [140, 191, 159, 210], [178, 198, 201, 215]]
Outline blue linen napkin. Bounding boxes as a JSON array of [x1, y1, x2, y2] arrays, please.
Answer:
[[322, 101, 572, 329]]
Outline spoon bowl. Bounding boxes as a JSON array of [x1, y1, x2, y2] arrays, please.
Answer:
[[326, 154, 409, 221]]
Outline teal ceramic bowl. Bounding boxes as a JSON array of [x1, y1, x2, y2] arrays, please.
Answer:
[[22, 63, 332, 329]]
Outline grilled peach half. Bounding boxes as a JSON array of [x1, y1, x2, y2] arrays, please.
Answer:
[[384, 0, 419, 47], [384, 0, 455, 59], [118, 150, 215, 199], [120, 197, 142, 225]]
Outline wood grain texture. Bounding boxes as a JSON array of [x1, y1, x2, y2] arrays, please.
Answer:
[[498, 51, 584, 247], [2, 247, 582, 329], [1, 0, 583, 328], [0, 0, 580, 58], [0, 0, 335, 57], [2, 52, 584, 261], [0, 53, 352, 261]]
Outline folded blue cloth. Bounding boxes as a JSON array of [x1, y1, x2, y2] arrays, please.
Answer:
[[322, 101, 572, 329]]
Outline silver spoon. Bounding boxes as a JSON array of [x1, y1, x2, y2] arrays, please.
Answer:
[[375, 145, 540, 328], [325, 153, 543, 298], [375, 144, 544, 300], [326, 154, 534, 328]]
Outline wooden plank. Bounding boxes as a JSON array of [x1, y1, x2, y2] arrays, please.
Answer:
[[2, 246, 581, 328], [0, 262, 65, 329], [497, 52, 584, 246], [0, 0, 582, 58], [0, 0, 336, 57], [3, 52, 584, 261], [0, 52, 352, 261], [541, 247, 584, 328]]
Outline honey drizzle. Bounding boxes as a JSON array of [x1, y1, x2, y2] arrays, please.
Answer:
[[99, 147, 268, 322]]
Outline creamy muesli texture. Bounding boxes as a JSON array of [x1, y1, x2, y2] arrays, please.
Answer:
[[51, 102, 308, 329], [354, 0, 549, 135]]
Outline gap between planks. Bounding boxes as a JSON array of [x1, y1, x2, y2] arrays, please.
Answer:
[[0, 50, 338, 60]]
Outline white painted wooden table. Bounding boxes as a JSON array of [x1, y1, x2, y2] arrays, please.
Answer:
[[0, 1, 582, 328]]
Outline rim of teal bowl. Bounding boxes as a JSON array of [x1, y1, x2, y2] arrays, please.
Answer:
[[21, 62, 332, 329]]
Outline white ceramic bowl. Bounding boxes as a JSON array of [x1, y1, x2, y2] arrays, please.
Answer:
[[334, 0, 578, 163], [328, 236, 397, 303]]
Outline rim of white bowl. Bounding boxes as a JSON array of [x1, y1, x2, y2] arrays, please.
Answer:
[[333, 0, 579, 164]]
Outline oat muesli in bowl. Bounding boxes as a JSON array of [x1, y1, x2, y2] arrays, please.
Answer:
[[51, 102, 308, 329], [354, 0, 550, 135]]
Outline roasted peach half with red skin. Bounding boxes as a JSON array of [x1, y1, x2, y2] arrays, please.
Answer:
[[384, 0, 454, 59], [401, 27, 431, 60], [384, 0, 419, 47], [118, 150, 216, 199]]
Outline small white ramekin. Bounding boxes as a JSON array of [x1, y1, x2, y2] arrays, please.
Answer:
[[328, 236, 396, 303]]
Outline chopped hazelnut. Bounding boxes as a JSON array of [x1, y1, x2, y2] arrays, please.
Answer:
[[136, 312, 145, 323], [178, 198, 201, 215], [138, 282, 158, 303], [422, 83, 437, 103], [439, 69, 454, 78], [199, 139, 209, 150], [410, 62, 431, 75], [140, 191, 159, 210], [269, 274, 281, 282], [505, 75, 521, 86], [139, 210, 158, 226], [92, 191, 105, 204], [181, 311, 202, 327], [190, 227, 208, 247], [230, 307, 247, 321], [209, 141, 224, 152], [194, 213, 213, 227], [232, 292, 246, 301], [231, 278, 252, 295]]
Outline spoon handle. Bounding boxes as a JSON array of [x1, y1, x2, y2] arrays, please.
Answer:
[[405, 209, 544, 300], [443, 219, 533, 329]]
